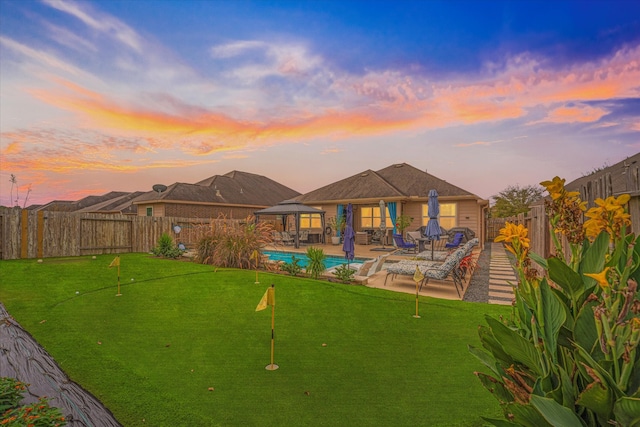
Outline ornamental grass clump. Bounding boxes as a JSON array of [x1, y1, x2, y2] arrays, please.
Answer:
[[196, 215, 273, 269], [471, 176, 640, 426]]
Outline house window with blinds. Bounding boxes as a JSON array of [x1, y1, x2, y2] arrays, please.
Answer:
[[422, 203, 457, 229], [300, 208, 322, 228], [361, 206, 393, 228]]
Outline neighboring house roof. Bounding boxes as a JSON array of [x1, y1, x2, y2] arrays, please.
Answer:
[[75, 191, 146, 214], [294, 163, 481, 204], [34, 191, 139, 213], [566, 152, 640, 200], [134, 170, 300, 207], [33, 200, 77, 212]]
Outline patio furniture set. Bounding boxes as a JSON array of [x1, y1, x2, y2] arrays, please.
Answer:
[[383, 238, 480, 297]]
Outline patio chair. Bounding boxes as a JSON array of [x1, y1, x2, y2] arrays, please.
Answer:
[[298, 230, 309, 244], [281, 231, 295, 245], [445, 232, 464, 249], [392, 233, 417, 254]]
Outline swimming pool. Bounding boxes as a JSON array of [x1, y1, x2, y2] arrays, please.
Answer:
[[263, 250, 370, 269]]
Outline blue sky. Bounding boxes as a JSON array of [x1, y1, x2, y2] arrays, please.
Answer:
[[1, 0, 639, 206]]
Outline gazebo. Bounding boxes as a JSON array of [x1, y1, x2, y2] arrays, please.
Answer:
[[254, 200, 326, 248]]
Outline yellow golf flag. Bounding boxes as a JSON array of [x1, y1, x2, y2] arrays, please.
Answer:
[[109, 256, 120, 268], [255, 286, 275, 311], [413, 265, 424, 283]]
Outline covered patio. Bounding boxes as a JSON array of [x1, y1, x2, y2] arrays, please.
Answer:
[[255, 200, 326, 248]]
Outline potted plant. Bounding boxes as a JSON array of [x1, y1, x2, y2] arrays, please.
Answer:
[[394, 214, 413, 235], [327, 215, 345, 245]]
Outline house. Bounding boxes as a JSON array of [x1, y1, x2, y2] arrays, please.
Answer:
[[565, 152, 640, 233], [132, 170, 301, 219], [293, 163, 489, 246]]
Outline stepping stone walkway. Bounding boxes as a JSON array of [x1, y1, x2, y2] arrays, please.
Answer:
[[488, 242, 517, 305]]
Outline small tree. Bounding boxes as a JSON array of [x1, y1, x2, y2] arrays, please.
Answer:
[[395, 214, 413, 234], [491, 184, 545, 218]]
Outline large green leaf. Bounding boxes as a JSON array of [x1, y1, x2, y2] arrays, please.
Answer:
[[480, 322, 516, 366], [575, 343, 624, 400], [573, 301, 600, 358], [469, 344, 501, 377], [475, 371, 515, 404], [578, 231, 609, 280], [480, 417, 520, 426], [548, 257, 585, 301], [575, 372, 613, 421], [506, 402, 554, 427], [515, 292, 534, 341], [530, 251, 548, 270], [530, 394, 585, 427], [627, 355, 640, 397], [539, 277, 566, 361], [614, 397, 640, 427], [486, 316, 545, 376]]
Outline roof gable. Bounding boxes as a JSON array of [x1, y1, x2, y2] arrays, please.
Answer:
[[295, 163, 478, 203], [136, 170, 300, 207]]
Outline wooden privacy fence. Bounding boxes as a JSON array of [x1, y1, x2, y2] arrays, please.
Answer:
[[486, 204, 552, 259], [0, 208, 222, 260]]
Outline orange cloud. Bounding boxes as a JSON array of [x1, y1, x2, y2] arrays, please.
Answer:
[[531, 104, 609, 125]]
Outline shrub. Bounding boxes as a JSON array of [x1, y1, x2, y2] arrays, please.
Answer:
[[196, 215, 273, 269], [151, 233, 184, 258], [470, 176, 640, 426], [305, 246, 326, 279], [280, 256, 303, 276], [1, 377, 66, 426], [333, 264, 356, 283]]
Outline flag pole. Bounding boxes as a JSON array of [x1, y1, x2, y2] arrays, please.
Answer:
[[412, 264, 422, 318], [413, 280, 420, 318], [116, 262, 122, 296], [266, 284, 278, 370]]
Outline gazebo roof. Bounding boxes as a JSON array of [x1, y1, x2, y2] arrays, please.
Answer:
[[254, 200, 325, 216]]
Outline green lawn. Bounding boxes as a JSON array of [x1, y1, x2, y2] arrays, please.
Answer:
[[0, 254, 509, 426]]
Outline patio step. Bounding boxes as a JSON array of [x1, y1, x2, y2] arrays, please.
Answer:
[[488, 243, 516, 305]]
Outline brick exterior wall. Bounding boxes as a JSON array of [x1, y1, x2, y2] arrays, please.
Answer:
[[163, 203, 259, 219]]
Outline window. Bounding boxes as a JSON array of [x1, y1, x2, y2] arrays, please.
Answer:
[[146, 206, 153, 217], [361, 206, 394, 228], [300, 209, 322, 228], [422, 203, 456, 229]]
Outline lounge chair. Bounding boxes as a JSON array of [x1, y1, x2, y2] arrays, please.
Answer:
[[392, 233, 417, 254], [445, 232, 464, 249]]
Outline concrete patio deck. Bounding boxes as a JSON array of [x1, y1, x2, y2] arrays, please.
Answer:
[[265, 241, 482, 301]]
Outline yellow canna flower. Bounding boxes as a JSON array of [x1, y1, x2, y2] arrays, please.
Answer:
[[585, 267, 610, 289], [540, 176, 566, 200]]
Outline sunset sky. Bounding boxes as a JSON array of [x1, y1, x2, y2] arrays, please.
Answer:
[[1, 0, 639, 207]]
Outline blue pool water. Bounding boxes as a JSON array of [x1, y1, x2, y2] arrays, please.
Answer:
[[263, 250, 370, 269]]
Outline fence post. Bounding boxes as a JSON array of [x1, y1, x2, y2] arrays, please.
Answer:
[[37, 211, 44, 259], [20, 209, 28, 259]]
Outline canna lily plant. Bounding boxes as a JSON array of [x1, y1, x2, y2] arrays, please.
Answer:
[[470, 176, 640, 426]]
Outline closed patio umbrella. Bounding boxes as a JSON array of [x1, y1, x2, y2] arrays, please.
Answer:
[[342, 203, 355, 264], [379, 199, 386, 248], [424, 189, 441, 260]]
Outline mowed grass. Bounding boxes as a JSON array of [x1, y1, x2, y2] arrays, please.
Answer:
[[0, 254, 509, 426]]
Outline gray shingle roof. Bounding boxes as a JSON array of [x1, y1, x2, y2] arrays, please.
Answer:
[[294, 163, 478, 203], [134, 170, 300, 207]]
